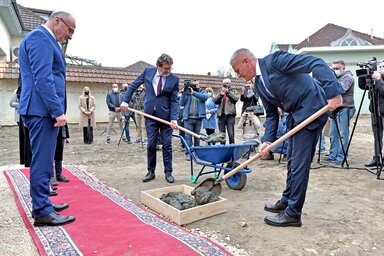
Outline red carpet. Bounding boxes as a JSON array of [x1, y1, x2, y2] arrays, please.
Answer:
[[3, 165, 231, 256]]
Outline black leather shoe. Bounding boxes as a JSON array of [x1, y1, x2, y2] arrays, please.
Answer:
[[264, 211, 302, 227], [53, 203, 69, 212], [165, 172, 175, 183], [57, 174, 70, 182], [142, 172, 155, 182], [34, 211, 75, 227], [364, 157, 381, 167], [50, 191, 58, 197], [50, 177, 58, 186], [264, 200, 287, 213]]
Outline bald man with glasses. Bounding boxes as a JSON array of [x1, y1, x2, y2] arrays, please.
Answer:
[[18, 11, 76, 226]]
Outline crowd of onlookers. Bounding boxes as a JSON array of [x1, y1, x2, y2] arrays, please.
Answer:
[[94, 78, 276, 161]]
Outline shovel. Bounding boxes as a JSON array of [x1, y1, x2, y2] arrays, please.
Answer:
[[126, 107, 206, 139], [192, 105, 330, 200]]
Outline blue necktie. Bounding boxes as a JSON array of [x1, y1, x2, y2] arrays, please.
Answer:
[[256, 75, 273, 98]]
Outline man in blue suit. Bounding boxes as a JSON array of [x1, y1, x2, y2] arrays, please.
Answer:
[[121, 54, 179, 183], [230, 49, 343, 227], [18, 12, 76, 226]]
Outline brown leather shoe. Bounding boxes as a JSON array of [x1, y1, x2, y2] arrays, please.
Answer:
[[264, 200, 287, 213], [264, 211, 302, 227], [34, 211, 75, 226]]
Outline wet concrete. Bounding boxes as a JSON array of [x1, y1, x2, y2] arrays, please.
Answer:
[[160, 189, 220, 210], [160, 192, 198, 210], [191, 185, 220, 205]]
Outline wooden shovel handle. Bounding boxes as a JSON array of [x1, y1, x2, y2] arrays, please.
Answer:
[[222, 105, 330, 181], [127, 107, 201, 139]]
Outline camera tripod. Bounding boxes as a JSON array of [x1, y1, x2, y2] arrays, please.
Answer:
[[311, 110, 354, 170], [361, 83, 383, 179], [328, 83, 384, 179], [311, 100, 372, 173]]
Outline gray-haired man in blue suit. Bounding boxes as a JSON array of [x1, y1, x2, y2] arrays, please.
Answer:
[[18, 11, 76, 226], [231, 49, 343, 227]]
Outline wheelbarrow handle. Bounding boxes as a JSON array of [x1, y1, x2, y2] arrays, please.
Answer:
[[127, 107, 201, 139], [221, 105, 330, 181]]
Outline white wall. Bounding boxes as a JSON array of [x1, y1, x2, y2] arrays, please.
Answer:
[[0, 17, 11, 62]]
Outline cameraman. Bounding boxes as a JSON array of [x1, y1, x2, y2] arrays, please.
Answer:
[[365, 61, 384, 167], [323, 60, 355, 166], [180, 80, 209, 160], [240, 79, 259, 113], [214, 78, 240, 144]]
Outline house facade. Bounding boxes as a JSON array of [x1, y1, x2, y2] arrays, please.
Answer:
[[272, 23, 384, 114], [0, 1, 245, 126]]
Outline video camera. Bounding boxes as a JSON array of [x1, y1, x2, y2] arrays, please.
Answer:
[[184, 80, 197, 92], [356, 57, 377, 90]]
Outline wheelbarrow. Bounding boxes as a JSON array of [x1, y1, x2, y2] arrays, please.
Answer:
[[173, 134, 258, 190]]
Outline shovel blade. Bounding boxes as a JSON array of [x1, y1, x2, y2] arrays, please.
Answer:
[[191, 178, 223, 205]]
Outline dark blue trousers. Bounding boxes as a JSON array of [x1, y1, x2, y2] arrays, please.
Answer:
[[23, 116, 58, 218], [145, 118, 173, 173], [280, 123, 324, 218]]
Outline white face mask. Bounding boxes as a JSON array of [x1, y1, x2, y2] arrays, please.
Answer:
[[112, 88, 118, 93], [380, 68, 384, 77]]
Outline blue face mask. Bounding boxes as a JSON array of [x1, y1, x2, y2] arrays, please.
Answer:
[[334, 70, 342, 78]]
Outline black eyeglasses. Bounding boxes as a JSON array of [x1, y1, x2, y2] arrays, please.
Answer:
[[59, 17, 74, 35]]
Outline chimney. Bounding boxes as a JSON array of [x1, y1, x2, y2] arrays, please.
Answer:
[[371, 29, 373, 39]]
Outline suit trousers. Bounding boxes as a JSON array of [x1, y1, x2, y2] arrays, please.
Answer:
[[280, 121, 324, 218], [145, 118, 173, 173], [22, 116, 58, 218]]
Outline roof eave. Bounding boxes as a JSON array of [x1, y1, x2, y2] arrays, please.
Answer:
[[296, 45, 384, 54]]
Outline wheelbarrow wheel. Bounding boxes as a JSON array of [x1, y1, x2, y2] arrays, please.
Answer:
[[224, 162, 247, 190]]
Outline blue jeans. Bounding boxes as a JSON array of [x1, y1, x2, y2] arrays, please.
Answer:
[[329, 107, 355, 162], [123, 116, 130, 142], [184, 118, 203, 147]]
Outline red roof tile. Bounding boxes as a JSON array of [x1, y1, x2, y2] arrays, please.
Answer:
[[0, 62, 246, 89]]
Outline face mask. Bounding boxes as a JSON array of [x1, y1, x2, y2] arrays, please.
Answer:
[[112, 88, 118, 93], [334, 70, 342, 78], [84, 91, 89, 95], [380, 69, 384, 77]]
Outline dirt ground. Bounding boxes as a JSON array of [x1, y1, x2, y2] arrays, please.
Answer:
[[1, 115, 384, 256]]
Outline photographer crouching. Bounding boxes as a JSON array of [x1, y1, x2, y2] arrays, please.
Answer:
[[179, 80, 209, 160], [365, 61, 384, 167]]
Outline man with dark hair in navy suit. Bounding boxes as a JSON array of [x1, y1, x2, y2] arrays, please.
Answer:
[[18, 11, 76, 226], [121, 54, 179, 183], [231, 48, 343, 227]]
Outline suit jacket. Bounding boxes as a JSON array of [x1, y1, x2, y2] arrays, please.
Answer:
[[123, 67, 179, 121], [257, 51, 344, 143], [18, 25, 66, 118], [106, 91, 123, 111]]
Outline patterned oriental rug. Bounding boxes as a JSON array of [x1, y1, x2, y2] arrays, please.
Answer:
[[3, 165, 231, 256]]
